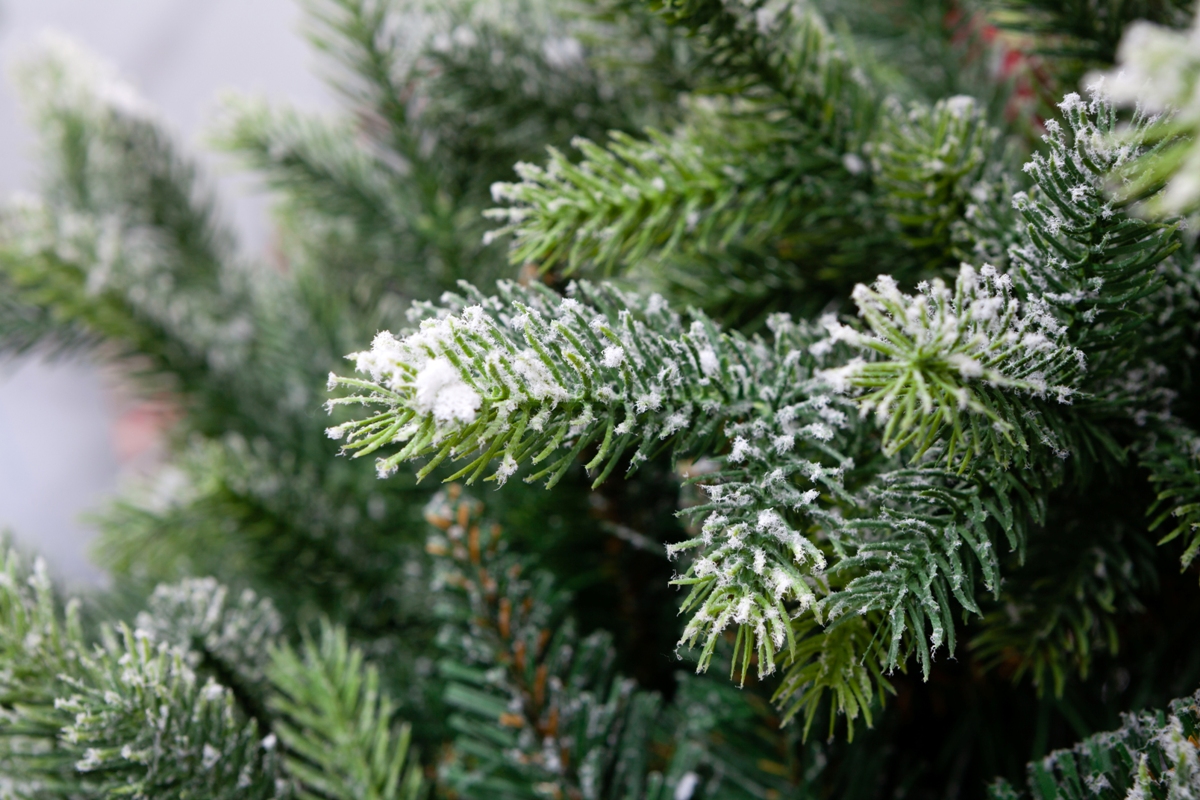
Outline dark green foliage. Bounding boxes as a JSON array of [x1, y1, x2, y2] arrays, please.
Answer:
[[990, 687, 1200, 800], [4, 0, 1200, 798], [1144, 425, 1200, 571], [52, 626, 283, 800], [970, 505, 1157, 697], [0, 549, 283, 799], [0, 546, 428, 800], [425, 487, 803, 799]]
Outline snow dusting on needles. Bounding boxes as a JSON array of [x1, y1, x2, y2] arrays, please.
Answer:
[[413, 358, 482, 423]]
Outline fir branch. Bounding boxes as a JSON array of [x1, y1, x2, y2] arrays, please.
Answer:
[[825, 265, 1083, 464], [0, 551, 86, 791], [1009, 90, 1181, 370], [1144, 423, 1200, 572], [0, 549, 284, 799], [300, 0, 464, 276], [486, 109, 832, 276], [0, 278, 98, 357], [137, 578, 285, 721], [415, 4, 675, 199], [869, 94, 998, 262], [486, 3, 882, 278], [0, 38, 279, 431], [266, 622, 423, 800], [54, 625, 284, 800], [645, 0, 877, 142], [988, 686, 1200, 800], [327, 281, 1039, 712], [11, 35, 235, 280], [772, 614, 892, 742], [213, 99, 417, 271], [327, 279, 796, 488], [425, 489, 671, 799], [425, 487, 796, 799]]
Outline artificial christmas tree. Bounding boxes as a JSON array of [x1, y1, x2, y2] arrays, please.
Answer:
[[2, 0, 1200, 797]]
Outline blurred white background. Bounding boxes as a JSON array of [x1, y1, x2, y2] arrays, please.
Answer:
[[0, 0, 335, 586]]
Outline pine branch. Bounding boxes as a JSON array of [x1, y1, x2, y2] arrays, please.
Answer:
[[54, 625, 284, 800], [645, 0, 877, 141], [0, 38, 285, 433], [425, 488, 673, 799], [824, 265, 1083, 465], [0, 278, 98, 356], [325, 274, 1040, 703], [327, 279, 795, 488], [772, 614, 892, 741], [0, 548, 285, 799], [487, 109, 834, 276], [91, 434, 436, 649], [214, 98, 425, 291], [425, 487, 798, 799], [870, 95, 998, 263], [1009, 91, 1181, 371], [1144, 423, 1200, 572], [327, 280, 1024, 723], [137, 578, 285, 722], [300, 0, 465, 277], [0, 551, 87, 791], [266, 622, 423, 800], [415, 3, 677, 199], [10, 35, 235, 281], [486, 3, 885, 280], [988, 686, 1200, 800], [1, 547, 435, 799], [486, 18, 1009, 316]]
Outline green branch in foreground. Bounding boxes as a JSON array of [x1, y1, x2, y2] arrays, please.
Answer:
[[326, 279, 792, 488], [989, 686, 1200, 800], [267, 623, 423, 800]]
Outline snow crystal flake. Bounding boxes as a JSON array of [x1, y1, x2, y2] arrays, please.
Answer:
[[635, 389, 663, 413], [413, 358, 481, 423], [602, 346, 625, 368], [495, 454, 518, 485]]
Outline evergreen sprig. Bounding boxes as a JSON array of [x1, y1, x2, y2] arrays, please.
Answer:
[[485, 2, 886, 285], [424, 486, 804, 799], [0, 549, 284, 799], [267, 623, 424, 800], [486, 111, 825, 276], [327, 279, 792, 489], [1009, 91, 1180, 366], [990, 687, 1200, 800], [825, 266, 1081, 464], [426, 488, 671, 799], [54, 625, 283, 800]]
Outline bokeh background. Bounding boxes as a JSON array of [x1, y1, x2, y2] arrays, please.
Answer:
[[0, 0, 335, 586]]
